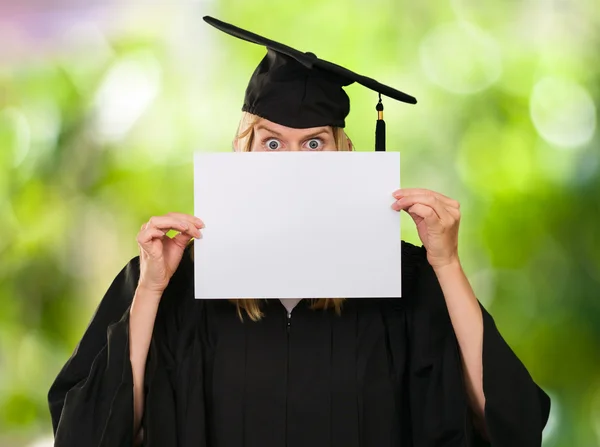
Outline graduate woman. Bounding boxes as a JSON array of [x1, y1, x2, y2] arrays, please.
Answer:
[[49, 16, 550, 447]]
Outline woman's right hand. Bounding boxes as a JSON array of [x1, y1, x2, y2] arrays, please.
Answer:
[[136, 212, 205, 295]]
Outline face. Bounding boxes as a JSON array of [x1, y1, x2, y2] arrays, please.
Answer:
[[250, 119, 337, 152]]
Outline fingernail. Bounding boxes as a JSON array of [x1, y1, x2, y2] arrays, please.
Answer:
[[393, 192, 402, 199]]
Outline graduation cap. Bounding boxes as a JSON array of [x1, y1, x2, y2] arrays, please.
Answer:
[[203, 16, 417, 151]]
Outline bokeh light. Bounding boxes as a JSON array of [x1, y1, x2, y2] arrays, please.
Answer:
[[420, 21, 502, 95], [530, 76, 596, 149]]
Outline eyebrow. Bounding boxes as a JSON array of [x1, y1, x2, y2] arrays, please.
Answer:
[[255, 124, 284, 137], [255, 125, 330, 140], [303, 129, 330, 140]]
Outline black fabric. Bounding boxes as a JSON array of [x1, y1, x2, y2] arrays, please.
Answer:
[[203, 16, 417, 130], [48, 242, 550, 446]]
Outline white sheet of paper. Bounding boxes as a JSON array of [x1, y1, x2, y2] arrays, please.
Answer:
[[193, 151, 401, 299]]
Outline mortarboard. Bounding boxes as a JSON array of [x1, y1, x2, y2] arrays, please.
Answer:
[[203, 16, 417, 151]]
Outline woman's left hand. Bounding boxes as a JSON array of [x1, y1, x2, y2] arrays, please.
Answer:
[[391, 188, 461, 269]]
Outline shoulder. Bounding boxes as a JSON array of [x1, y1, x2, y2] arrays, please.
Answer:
[[401, 240, 427, 263], [400, 240, 430, 294]]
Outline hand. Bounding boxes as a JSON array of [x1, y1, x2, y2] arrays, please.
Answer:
[[391, 188, 461, 269], [136, 212, 205, 294]]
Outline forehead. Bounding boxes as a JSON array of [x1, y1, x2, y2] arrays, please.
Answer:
[[254, 118, 332, 138]]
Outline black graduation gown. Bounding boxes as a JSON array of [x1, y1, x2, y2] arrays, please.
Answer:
[[48, 242, 550, 447]]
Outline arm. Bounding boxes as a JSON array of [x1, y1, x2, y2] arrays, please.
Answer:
[[394, 189, 549, 445], [433, 260, 487, 434], [130, 213, 203, 441], [49, 213, 203, 446], [129, 286, 162, 441], [393, 188, 485, 420]]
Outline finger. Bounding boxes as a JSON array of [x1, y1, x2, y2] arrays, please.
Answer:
[[406, 203, 442, 228], [446, 205, 461, 220], [164, 212, 205, 228], [393, 194, 455, 225], [144, 218, 203, 240], [393, 188, 451, 200], [138, 223, 201, 249], [165, 222, 202, 239], [392, 188, 459, 209], [137, 228, 167, 246], [393, 193, 452, 214], [172, 230, 201, 247], [145, 216, 196, 233], [392, 188, 458, 208], [392, 194, 441, 212]]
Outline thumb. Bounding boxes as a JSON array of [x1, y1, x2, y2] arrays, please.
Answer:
[[405, 208, 423, 225], [171, 231, 196, 248], [407, 204, 441, 229]]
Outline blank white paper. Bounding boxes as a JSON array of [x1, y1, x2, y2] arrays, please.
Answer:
[[193, 151, 401, 299]]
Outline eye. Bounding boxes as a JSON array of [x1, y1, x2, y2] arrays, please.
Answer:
[[265, 138, 281, 150], [306, 138, 323, 150]]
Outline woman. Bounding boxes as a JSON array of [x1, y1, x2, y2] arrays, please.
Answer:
[[48, 16, 550, 447]]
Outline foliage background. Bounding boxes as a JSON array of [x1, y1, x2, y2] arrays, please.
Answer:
[[1, 0, 598, 445]]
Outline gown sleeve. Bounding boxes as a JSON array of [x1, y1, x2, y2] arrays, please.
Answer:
[[47, 257, 140, 447], [47, 248, 202, 447], [402, 242, 551, 447]]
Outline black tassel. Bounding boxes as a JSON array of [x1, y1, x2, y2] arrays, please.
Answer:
[[375, 93, 386, 152]]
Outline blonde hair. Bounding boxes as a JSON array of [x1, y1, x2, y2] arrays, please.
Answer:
[[233, 112, 353, 153], [226, 112, 351, 321], [233, 298, 345, 322]]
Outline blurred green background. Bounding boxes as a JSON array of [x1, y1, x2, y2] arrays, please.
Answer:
[[1, 0, 598, 446]]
